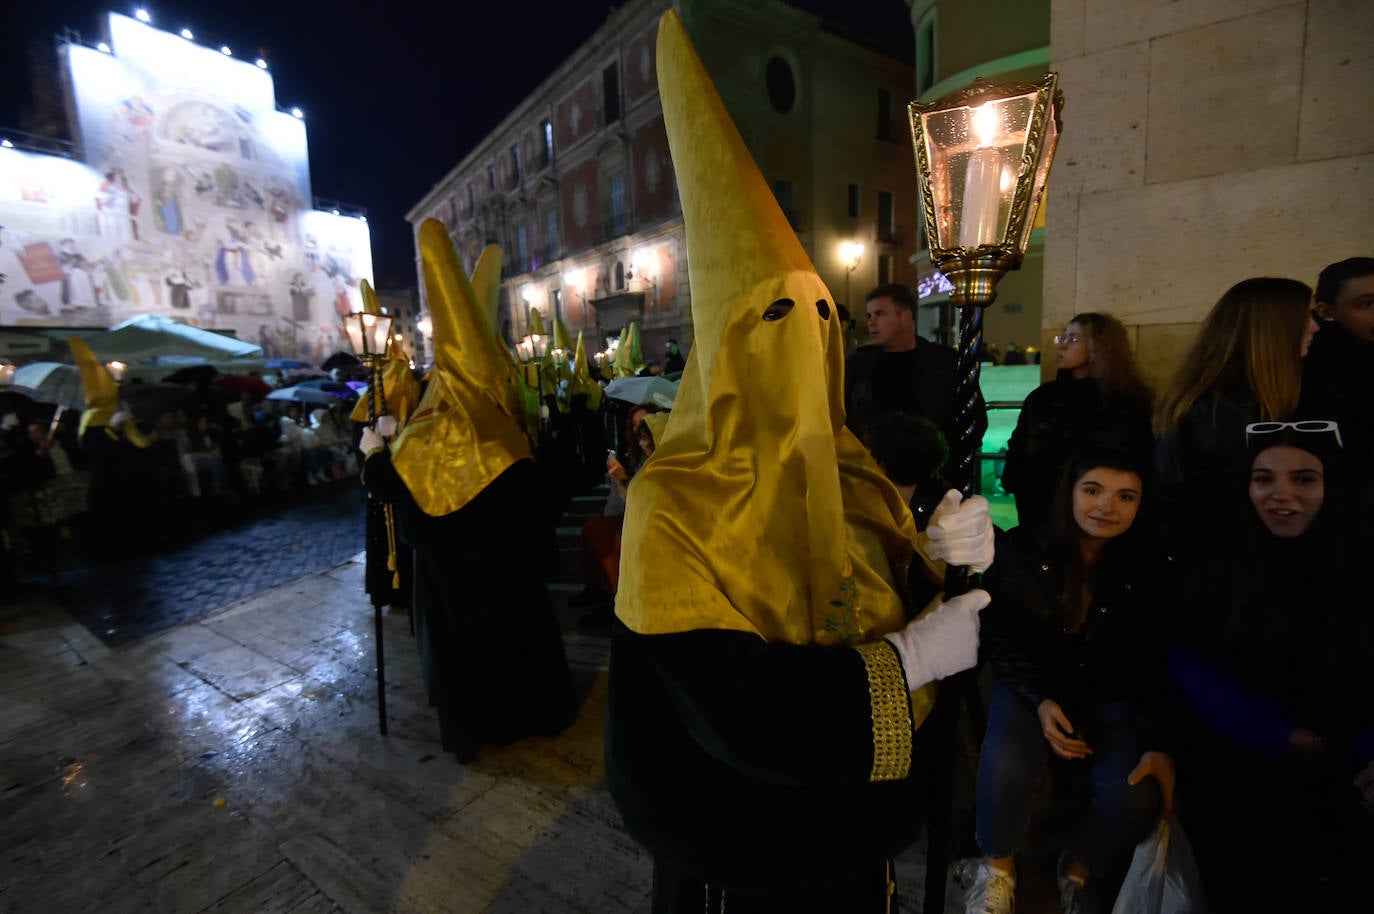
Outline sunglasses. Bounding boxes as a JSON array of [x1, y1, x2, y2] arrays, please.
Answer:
[[1245, 420, 1343, 448], [1053, 333, 1080, 345]]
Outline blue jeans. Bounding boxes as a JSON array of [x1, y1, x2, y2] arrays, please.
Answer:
[[975, 681, 1161, 879]]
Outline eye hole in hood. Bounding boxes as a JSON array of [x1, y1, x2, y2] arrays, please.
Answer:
[[815, 299, 831, 320], [762, 298, 794, 321]]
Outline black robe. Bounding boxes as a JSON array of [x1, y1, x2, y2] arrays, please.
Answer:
[[364, 451, 570, 760], [606, 626, 928, 912]]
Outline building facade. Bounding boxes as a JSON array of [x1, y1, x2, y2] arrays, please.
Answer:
[[0, 11, 372, 363], [407, 0, 920, 362], [1045, 0, 1374, 388]]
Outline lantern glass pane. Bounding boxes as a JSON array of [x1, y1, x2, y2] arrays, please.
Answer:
[[919, 91, 1036, 250], [1018, 112, 1060, 252], [343, 317, 365, 356]]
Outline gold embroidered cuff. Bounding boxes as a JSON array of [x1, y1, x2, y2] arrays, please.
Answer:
[[853, 640, 914, 782]]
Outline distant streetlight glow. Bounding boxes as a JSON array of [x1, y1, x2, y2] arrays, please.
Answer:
[[220, 45, 232, 56], [97, 42, 111, 53], [331, 209, 340, 216], [135, 9, 151, 23], [1, 139, 13, 149], [359, 216, 367, 224], [180, 28, 193, 40], [255, 58, 268, 69], [290, 107, 303, 119]]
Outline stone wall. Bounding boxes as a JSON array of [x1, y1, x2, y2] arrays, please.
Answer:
[[1044, 0, 1374, 386]]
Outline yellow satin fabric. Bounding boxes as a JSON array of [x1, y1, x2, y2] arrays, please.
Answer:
[[391, 221, 531, 516], [470, 244, 540, 441], [619, 10, 935, 719], [570, 331, 602, 410], [71, 336, 120, 436]]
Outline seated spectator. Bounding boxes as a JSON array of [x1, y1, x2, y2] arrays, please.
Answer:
[[964, 448, 1175, 914], [1167, 422, 1374, 910]]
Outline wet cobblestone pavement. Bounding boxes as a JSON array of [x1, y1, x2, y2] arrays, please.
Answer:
[[21, 484, 367, 647]]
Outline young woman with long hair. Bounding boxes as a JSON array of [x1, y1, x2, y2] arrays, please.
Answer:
[[1168, 424, 1374, 910], [1001, 312, 1154, 527], [1153, 277, 1313, 521], [964, 448, 1176, 914]]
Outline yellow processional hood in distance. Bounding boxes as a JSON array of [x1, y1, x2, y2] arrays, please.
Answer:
[[390, 221, 531, 516]]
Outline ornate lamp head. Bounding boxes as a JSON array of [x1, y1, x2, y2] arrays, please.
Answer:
[[908, 73, 1064, 308]]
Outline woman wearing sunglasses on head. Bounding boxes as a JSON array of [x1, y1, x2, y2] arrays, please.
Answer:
[[1153, 277, 1317, 533], [1167, 420, 1374, 910], [1001, 312, 1154, 528]]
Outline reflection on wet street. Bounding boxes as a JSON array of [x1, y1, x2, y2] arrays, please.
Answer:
[[0, 553, 657, 913]]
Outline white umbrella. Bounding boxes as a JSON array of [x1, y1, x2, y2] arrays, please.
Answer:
[[604, 375, 678, 408], [267, 385, 337, 405], [81, 314, 262, 361], [10, 362, 85, 409]]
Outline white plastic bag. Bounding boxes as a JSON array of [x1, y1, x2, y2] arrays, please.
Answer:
[[1110, 816, 1206, 914]]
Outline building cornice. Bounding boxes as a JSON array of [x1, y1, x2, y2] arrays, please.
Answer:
[[918, 45, 1051, 103]]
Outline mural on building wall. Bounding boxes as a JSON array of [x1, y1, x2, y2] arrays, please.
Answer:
[[0, 12, 371, 361]]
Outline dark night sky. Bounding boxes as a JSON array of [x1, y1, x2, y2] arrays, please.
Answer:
[[0, 1, 913, 287]]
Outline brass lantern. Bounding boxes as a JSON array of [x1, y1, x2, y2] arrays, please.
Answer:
[[342, 309, 394, 367], [908, 73, 1064, 307]]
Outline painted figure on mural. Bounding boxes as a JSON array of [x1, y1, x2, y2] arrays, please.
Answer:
[[166, 265, 191, 310], [96, 168, 141, 241], [117, 95, 155, 146], [153, 168, 183, 236], [57, 239, 100, 311], [289, 271, 314, 322], [215, 219, 256, 287]]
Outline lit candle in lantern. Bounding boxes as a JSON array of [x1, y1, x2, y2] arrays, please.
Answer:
[[959, 104, 1002, 249]]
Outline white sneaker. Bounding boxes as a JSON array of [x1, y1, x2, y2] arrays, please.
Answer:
[[964, 861, 1015, 914]]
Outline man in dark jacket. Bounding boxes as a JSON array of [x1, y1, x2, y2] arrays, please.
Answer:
[[844, 283, 986, 462]]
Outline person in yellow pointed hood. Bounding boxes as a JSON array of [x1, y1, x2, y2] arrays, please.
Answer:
[[357, 220, 569, 761], [569, 331, 603, 410], [381, 223, 532, 517], [605, 12, 993, 912]]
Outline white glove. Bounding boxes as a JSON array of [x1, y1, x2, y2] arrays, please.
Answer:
[[923, 490, 995, 573], [358, 426, 385, 457], [375, 415, 397, 438], [883, 589, 990, 690], [108, 410, 129, 430]]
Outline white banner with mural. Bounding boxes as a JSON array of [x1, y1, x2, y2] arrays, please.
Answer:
[[0, 12, 372, 363]]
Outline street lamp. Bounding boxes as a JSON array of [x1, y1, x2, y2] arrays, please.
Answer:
[[838, 241, 864, 306], [907, 73, 1063, 914], [340, 282, 398, 737], [908, 72, 1063, 493], [342, 292, 395, 425]]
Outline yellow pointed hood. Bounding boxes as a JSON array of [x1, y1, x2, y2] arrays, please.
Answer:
[[553, 317, 573, 353], [390, 220, 532, 515], [616, 11, 915, 650], [71, 336, 120, 435], [528, 308, 547, 338], [471, 243, 503, 332], [471, 243, 540, 441], [570, 330, 603, 409]]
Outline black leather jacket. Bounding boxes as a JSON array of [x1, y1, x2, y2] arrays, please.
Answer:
[[981, 524, 1175, 737]]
